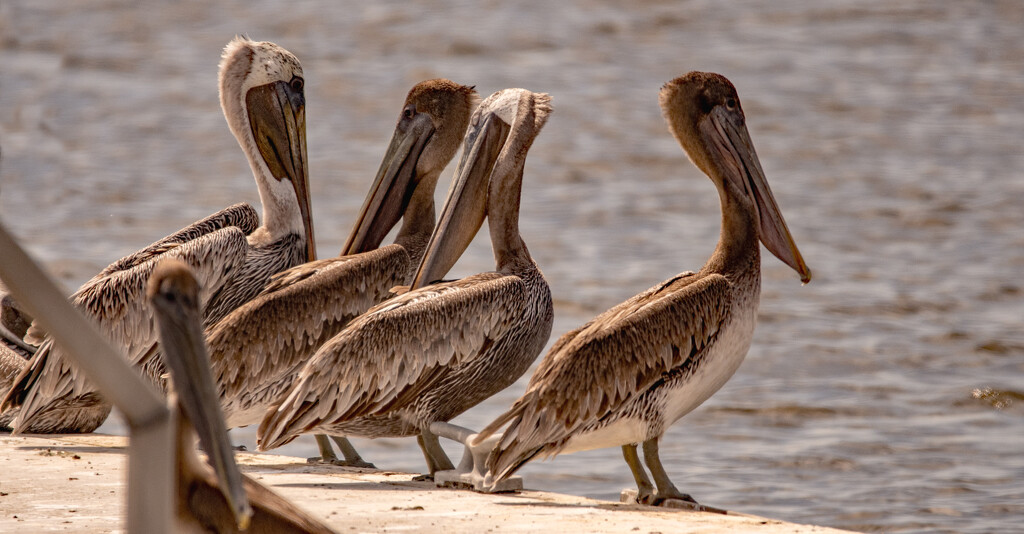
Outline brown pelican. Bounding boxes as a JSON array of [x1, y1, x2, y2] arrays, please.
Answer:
[[1, 287, 34, 354], [148, 259, 334, 533], [0, 343, 27, 430], [475, 72, 811, 505], [1, 289, 31, 429], [257, 88, 555, 478], [1, 37, 316, 434], [205, 80, 477, 464]]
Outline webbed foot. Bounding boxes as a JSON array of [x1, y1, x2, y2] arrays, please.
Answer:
[[636, 488, 697, 507], [306, 456, 376, 468]]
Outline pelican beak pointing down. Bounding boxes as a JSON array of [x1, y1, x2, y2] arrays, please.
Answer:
[[705, 106, 811, 283], [247, 79, 317, 261], [411, 112, 511, 289], [342, 112, 436, 255]]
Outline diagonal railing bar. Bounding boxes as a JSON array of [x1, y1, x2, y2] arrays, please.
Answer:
[[0, 220, 172, 534]]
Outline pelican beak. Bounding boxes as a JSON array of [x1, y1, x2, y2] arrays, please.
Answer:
[[709, 107, 811, 283], [411, 112, 511, 288], [151, 277, 253, 530], [342, 113, 436, 255], [247, 81, 316, 261]]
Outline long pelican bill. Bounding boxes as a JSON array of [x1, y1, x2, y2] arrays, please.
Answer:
[[149, 264, 253, 530], [706, 107, 811, 283], [411, 113, 511, 289], [247, 81, 316, 261], [342, 113, 436, 255]]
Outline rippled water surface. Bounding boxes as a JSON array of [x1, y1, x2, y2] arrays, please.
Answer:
[[2, 1, 1022, 532]]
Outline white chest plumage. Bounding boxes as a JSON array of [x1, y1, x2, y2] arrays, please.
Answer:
[[659, 296, 758, 427]]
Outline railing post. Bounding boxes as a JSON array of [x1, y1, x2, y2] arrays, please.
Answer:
[[0, 221, 173, 534]]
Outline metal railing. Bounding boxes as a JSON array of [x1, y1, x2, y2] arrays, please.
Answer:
[[0, 221, 172, 534]]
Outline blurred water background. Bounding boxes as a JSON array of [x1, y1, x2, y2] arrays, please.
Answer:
[[1, 1, 1022, 532]]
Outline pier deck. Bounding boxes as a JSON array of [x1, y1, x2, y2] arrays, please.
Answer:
[[0, 434, 849, 533]]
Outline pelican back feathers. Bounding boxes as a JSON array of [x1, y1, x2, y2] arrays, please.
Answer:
[[257, 271, 530, 449], [210, 245, 410, 428]]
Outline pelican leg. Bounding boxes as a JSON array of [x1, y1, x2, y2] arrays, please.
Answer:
[[330, 435, 375, 468], [413, 429, 455, 481], [308, 434, 375, 468], [308, 434, 339, 464], [622, 444, 655, 500], [640, 438, 697, 505]]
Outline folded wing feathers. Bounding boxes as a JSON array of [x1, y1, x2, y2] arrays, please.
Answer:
[[211, 246, 409, 412], [4, 229, 249, 426], [258, 272, 522, 448], [92, 203, 258, 283], [485, 273, 729, 478]]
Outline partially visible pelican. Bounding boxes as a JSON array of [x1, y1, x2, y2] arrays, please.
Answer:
[[0, 343, 27, 430], [257, 89, 554, 477], [2, 37, 316, 434], [476, 72, 811, 505], [1, 289, 31, 430], [205, 80, 477, 463], [148, 259, 334, 533], [1, 286, 34, 354]]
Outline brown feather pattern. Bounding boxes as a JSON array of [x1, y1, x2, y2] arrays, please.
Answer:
[[0, 341, 28, 429], [0, 216, 313, 433], [1, 225, 251, 432], [93, 203, 259, 283], [209, 244, 410, 428], [258, 265, 552, 447]]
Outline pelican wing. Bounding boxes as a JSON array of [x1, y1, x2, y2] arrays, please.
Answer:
[[0, 343, 28, 429], [21, 203, 258, 347], [209, 245, 409, 427], [543, 271, 698, 362], [94, 203, 258, 281], [2, 228, 250, 430], [483, 272, 730, 477], [258, 271, 525, 449], [0, 343, 26, 388]]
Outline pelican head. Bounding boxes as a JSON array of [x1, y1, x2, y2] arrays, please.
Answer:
[[219, 37, 316, 261], [343, 79, 479, 254], [148, 259, 253, 531], [660, 72, 811, 283], [412, 88, 552, 288]]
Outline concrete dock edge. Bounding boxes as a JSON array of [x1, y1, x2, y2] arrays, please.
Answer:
[[0, 435, 853, 533]]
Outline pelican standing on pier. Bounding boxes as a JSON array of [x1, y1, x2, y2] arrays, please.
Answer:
[[148, 260, 333, 533], [2, 37, 316, 434], [476, 72, 811, 505], [258, 89, 554, 477], [207, 80, 477, 464]]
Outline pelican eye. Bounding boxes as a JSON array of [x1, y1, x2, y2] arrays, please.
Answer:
[[403, 106, 416, 120], [725, 97, 737, 110], [289, 76, 304, 93]]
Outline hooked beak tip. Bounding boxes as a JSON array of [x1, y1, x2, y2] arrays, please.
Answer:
[[236, 507, 253, 531]]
